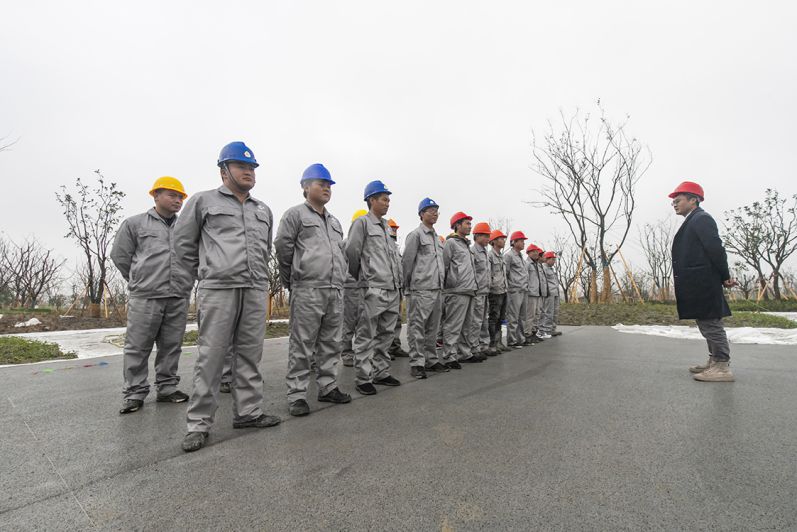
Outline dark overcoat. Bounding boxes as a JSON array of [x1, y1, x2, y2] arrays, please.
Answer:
[[671, 207, 732, 320]]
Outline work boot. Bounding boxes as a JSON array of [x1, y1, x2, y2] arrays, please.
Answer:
[[523, 337, 535, 346], [693, 361, 735, 382], [356, 383, 377, 395], [410, 366, 427, 379], [289, 399, 310, 417], [425, 362, 450, 373], [445, 361, 462, 370], [219, 382, 232, 393], [461, 356, 482, 363], [498, 342, 511, 352], [341, 353, 354, 367], [374, 375, 401, 386], [181, 431, 208, 453], [318, 388, 352, 404], [485, 346, 498, 356], [473, 352, 487, 362], [233, 413, 282, 429], [689, 357, 713, 374], [119, 399, 143, 415], [390, 346, 410, 358], [156, 390, 189, 403]]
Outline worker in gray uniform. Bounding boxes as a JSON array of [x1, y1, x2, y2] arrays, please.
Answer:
[[470, 222, 492, 357], [174, 141, 281, 453], [401, 197, 449, 379], [111, 176, 192, 414], [442, 211, 483, 368], [486, 229, 509, 355], [345, 180, 402, 396], [525, 243, 544, 344], [275, 163, 352, 417], [538, 251, 560, 339], [341, 209, 368, 367], [504, 231, 529, 348], [387, 218, 410, 359]]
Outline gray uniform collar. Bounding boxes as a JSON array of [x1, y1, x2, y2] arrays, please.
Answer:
[[303, 200, 329, 220], [147, 207, 176, 225], [217, 184, 253, 203]]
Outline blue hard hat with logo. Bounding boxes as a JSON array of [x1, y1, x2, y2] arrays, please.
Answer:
[[418, 197, 439, 214], [217, 141, 259, 168], [363, 180, 391, 201], [301, 163, 335, 185]]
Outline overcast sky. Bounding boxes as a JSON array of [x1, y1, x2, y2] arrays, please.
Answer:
[[1, 1, 796, 274]]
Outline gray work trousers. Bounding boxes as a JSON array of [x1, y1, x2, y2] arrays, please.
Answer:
[[469, 294, 489, 353], [406, 289, 443, 368], [198, 309, 234, 385], [186, 288, 268, 433], [539, 295, 559, 334], [390, 294, 405, 352], [286, 287, 343, 401], [695, 318, 731, 362], [443, 293, 475, 362], [122, 296, 188, 400], [353, 287, 400, 385], [505, 290, 527, 345], [525, 295, 543, 337], [341, 286, 361, 356]]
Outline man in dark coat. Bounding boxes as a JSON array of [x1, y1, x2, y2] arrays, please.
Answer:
[[670, 181, 737, 382]]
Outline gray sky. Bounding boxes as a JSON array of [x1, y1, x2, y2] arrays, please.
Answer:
[[1, 1, 796, 274]]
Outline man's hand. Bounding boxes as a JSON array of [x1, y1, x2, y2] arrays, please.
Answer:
[[723, 278, 738, 288]]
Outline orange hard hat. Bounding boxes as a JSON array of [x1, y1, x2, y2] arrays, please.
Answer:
[[526, 243, 542, 253], [387, 218, 399, 229], [509, 230, 527, 242], [489, 229, 506, 242], [668, 181, 704, 202], [472, 222, 491, 235], [439, 235, 445, 244], [543, 251, 556, 259], [450, 211, 472, 229]]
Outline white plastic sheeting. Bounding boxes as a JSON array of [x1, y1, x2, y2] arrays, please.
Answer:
[[14, 317, 42, 328]]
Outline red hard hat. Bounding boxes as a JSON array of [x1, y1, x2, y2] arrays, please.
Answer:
[[526, 243, 541, 253], [668, 181, 705, 202], [472, 222, 491, 235], [509, 231, 527, 242], [489, 229, 507, 242], [543, 251, 556, 259], [450, 211, 472, 229]]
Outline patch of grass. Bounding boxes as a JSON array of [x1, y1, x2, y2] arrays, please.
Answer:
[[0, 337, 77, 364], [0, 307, 54, 314], [559, 303, 797, 329], [173, 322, 290, 347], [728, 300, 797, 312]]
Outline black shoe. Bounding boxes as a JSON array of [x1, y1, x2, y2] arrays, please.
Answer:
[[551, 331, 562, 337], [181, 431, 208, 452], [461, 356, 483, 363], [446, 361, 462, 370], [233, 413, 282, 429], [425, 362, 450, 373], [119, 399, 143, 414], [318, 388, 352, 404], [410, 366, 427, 379], [508, 343, 524, 349], [374, 375, 401, 386], [356, 383, 377, 395], [529, 336, 542, 344], [523, 338, 535, 346], [156, 390, 189, 403], [389, 347, 410, 358], [342, 354, 354, 367], [485, 347, 498, 356], [473, 352, 487, 361], [219, 382, 232, 393], [289, 399, 310, 417]]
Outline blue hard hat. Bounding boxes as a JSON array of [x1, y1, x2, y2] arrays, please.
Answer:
[[418, 197, 439, 214], [217, 141, 259, 168], [363, 180, 391, 201], [301, 163, 335, 185]]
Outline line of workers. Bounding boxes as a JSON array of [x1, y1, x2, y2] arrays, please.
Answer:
[[110, 141, 562, 453]]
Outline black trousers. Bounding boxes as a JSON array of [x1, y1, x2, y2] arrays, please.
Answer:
[[487, 293, 507, 346]]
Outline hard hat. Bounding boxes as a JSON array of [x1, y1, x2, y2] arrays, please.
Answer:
[[217, 141, 259, 168], [363, 180, 391, 200], [509, 231, 527, 242], [543, 251, 557, 259], [489, 229, 507, 242], [450, 211, 472, 229], [418, 197, 440, 214], [526, 244, 542, 253], [668, 181, 704, 202], [149, 176, 187, 199], [439, 235, 445, 244], [351, 209, 368, 222], [387, 218, 399, 229], [301, 163, 335, 185], [472, 222, 491, 235]]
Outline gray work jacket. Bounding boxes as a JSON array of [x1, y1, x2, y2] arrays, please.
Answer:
[[538, 260, 549, 297], [274, 202, 347, 290], [443, 234, 477, 295], [345, 212, 401, 290], [471, 242, 490, 296], [527, 260, 542, 297], [110, 208, 191, 299], [504, 249, 529, 293], [401, 223, 445, 291], [173, 185, 273, 290], [543, 263, 560, 296], [488, 247, 507, 295]]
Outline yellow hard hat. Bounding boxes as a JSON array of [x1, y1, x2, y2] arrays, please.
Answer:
[[149, 176, 187, 199], [351, 209, 368, 222]]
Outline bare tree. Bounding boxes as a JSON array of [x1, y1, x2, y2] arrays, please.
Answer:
[[488, 217, 513, 236], [638, 218, 675, 301], [531, 100, 652, 302], [55, 171, 126, 316], [732, 262, 756, 300], [551, 233, 581, 302], [1, 237, 64, 308], [0, 235, 12, 306]]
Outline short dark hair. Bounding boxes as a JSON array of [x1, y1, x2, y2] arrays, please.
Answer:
[[685, 193, 701, 206]]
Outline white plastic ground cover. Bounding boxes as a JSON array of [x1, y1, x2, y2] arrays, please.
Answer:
[[613, 312, 797, 345]]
